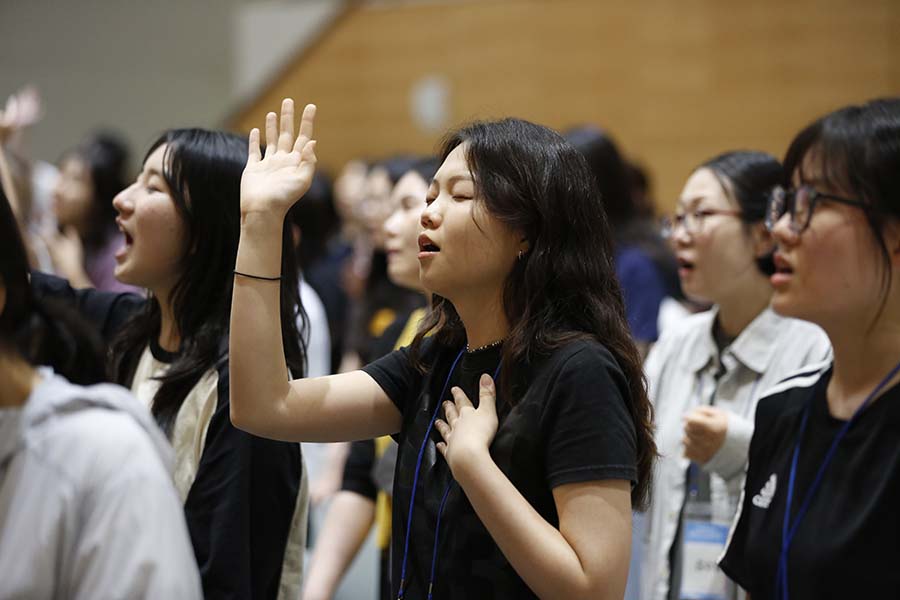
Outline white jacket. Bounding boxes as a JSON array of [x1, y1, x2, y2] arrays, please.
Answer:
[[0, 369, 202, 600]]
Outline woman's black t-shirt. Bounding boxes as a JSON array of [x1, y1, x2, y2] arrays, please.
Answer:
[[719, 363, 900, 599], [362, 337, 638, 600]]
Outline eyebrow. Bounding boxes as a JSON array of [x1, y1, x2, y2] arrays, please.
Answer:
[[677, 195, 706, 207]]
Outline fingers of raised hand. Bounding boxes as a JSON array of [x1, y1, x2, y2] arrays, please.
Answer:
[[264, 112, 278, 158], [293, 103, 317, 154], [278, 98, 295, 153], [248, 128, 262, 163]]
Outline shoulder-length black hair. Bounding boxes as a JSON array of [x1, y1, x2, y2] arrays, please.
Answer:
[[782, 97, 900, 306], [699, 150, 784, 276], [61, 132, 130, 249], [411, 118, 656, 509], [1, 184, 105, 384], [109, 128, 306, 435]]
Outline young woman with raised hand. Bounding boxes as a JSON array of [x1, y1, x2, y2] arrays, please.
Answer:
[[719, 98, 900, 599], [231, 99, 655, 600], [0, 185, 202, 599], [642, 152, 831, 600], [31, 128, 310, 599]]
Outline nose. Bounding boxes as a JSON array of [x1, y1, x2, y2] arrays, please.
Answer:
[[384, 209, 401, 238], [112, 183, 135, 216], [770, 212, 798, 246], [420, 200, 440, 230], [671, 221, 692, 247]]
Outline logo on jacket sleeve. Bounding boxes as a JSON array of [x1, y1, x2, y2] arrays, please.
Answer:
[[752, 474, 777, 509]]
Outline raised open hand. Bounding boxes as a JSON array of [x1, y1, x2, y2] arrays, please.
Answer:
[[240, 98, 317, 218]]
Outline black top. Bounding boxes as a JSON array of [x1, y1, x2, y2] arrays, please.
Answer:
[[362, 337, 637, 600], [31, 272, 304, 600], [720, 364, 900, 599], [342, 438, 378, 501]]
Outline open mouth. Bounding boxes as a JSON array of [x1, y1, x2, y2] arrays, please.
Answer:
[[115, 219, 134, 259], [418, 234, 440, 253], [677, 257, 695, 272], [773, 254, 794, 275]]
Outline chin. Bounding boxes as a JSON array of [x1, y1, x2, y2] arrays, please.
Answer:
[[770, 291, 804, 320]]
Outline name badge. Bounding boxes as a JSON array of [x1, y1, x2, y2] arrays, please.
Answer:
[[680, 519, 730, 600]]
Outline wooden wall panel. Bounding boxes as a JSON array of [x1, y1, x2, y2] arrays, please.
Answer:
[[229, 0, 900, 211]]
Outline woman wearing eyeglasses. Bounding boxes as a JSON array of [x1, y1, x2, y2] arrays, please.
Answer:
[[642, 152, 830, 600], [719, 99, 900, 600]]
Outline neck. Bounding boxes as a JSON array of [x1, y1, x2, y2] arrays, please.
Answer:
[[452, 289, 510, 352], [0, 351, 38, 408], [155, 287, 181, 353], [715, 277, 772, 339], [825, 310, 900, 418]]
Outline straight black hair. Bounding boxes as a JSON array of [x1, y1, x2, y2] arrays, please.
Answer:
[[411, 118, 656, 509], [109, 128, 307, 435], [1, 185, 105, 384], [700, 151, 784, 276], [782, 97, 900, 307]]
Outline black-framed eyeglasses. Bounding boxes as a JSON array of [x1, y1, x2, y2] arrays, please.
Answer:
[[766, 185, 869, 234], [661, 208, 742, 238]]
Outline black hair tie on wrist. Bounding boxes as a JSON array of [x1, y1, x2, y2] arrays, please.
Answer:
[[233, 270, 282, 281]]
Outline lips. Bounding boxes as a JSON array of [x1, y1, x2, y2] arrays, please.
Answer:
[[771, 253, 794, 288], [417, 233, 440, 253], [772, 253, 794, 274], [676, 255, 695, 277]]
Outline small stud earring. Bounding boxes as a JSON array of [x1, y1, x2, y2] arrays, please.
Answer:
[[517, 249, 524, 260]]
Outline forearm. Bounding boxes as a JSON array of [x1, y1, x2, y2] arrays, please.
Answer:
[[454, 453, 628, 600], [229, 209, 293, 435], [302, 492, 376, 600]]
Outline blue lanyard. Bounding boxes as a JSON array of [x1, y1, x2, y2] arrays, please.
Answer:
[[397, 348, 502, 600], [775, 358, 900, 600]]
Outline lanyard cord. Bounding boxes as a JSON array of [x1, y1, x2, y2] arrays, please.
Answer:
[[398, 348, 502, 599], [775, 358, 900, 600]]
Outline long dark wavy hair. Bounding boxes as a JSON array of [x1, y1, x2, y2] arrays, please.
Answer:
[[1, 184, 106, 384], [108, 129, 307, 436], [410, 118, 656, 509]]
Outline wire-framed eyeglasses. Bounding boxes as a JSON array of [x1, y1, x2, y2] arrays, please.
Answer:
[[661, 208, 742, 238]]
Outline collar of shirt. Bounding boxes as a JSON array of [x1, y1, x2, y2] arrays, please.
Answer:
[[682, 306, 783, 375]]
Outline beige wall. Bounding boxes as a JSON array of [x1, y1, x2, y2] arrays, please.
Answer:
[[230, 0, 900, 212]]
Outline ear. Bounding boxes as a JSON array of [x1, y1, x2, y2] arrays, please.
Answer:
[[749, 222, 774, 258]]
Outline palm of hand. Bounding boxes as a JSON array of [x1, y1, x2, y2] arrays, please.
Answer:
[[240, 100, 317, 216]]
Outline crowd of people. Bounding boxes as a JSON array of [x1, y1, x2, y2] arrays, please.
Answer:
[[0, 87, 898, 600]]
